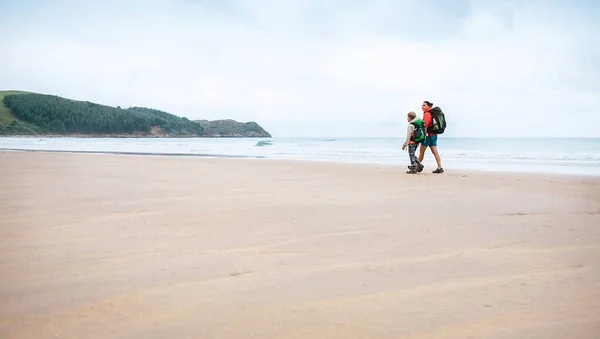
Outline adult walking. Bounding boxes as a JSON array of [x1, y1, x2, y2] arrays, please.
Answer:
[[419, 101, 444, 173]]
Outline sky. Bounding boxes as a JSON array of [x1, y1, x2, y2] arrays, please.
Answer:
[[1, 0, 599, 137]]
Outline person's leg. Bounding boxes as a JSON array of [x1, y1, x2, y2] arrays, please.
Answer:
[[427, 135, 443, 173], [418, 142, 428, 163], [413, 143, 423, 171], [407, 144, 420, 173], [408, 144, 421, 169], [430, 146, 443, 169]]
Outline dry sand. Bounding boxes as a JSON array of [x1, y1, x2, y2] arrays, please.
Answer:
[[1, 151, 599, 339]]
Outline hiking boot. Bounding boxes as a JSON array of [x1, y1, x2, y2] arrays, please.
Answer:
[[407, 164, 424, 172], [432, 167, 444, 174]]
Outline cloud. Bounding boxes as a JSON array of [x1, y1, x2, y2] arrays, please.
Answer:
[[1, 0, 599, 137]]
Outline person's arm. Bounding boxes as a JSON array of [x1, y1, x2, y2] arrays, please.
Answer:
[[403, 124, 413, 147]]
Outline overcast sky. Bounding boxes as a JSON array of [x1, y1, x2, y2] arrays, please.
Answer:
[[1, 0, 599, 137]]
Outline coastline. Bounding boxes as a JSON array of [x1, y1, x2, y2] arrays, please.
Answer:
[[0, 134, 270, 138], [1, 151, 599, 338], [0, 148, 266, 159], [1, 145, 599, 178]]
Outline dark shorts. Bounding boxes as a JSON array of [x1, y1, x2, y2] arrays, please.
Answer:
[[422, 135, 438, 147]]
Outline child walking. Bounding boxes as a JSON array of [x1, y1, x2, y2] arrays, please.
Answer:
[[402, 111, 425, 174]]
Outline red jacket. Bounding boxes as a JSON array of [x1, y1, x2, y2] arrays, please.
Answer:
[[423, 111, 436, 136]]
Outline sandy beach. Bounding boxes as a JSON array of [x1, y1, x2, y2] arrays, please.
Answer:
[[1, 151, 599, 338]]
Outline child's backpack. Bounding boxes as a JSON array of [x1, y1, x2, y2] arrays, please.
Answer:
[[427, 107, 447, 135], [411, 119, 426, 143]]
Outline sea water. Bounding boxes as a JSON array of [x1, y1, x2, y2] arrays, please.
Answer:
[[1, 137, 599, 176]]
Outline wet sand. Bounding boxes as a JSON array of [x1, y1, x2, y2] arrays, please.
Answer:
[[1, 151, 599, 338]]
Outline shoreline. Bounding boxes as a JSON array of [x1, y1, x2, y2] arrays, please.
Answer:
[[2, 135, 599, 139], [0, 134, 270, 138], [1, 147, 599, 178], [0, 148, 265, 159]]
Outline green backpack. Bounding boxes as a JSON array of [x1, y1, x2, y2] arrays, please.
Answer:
[[427, 107, 447, 135], [411, 119, 426, 143]]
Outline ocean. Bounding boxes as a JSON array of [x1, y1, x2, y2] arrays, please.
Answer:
[[1, 137, 599, 176]]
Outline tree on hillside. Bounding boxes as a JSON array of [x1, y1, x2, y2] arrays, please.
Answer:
[[2, 94, 204, 136]]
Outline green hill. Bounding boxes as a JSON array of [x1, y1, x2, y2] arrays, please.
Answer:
[[0, 90, 30, 125], [195, 119, 272, 137], [0, 91, 271, 138], [0, 91, 43, 135]]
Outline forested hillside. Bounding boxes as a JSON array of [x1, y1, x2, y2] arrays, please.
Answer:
[[195, 119, 272, 137], [0, 92, 271, 137], [1, 93, 203, 136]]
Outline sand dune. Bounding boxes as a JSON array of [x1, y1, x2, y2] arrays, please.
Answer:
[[1, 151, 599, 338]]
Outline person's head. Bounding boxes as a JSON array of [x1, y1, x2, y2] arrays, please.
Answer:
[[407, 111, 417, 122], [422, 101, 433, 112]]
